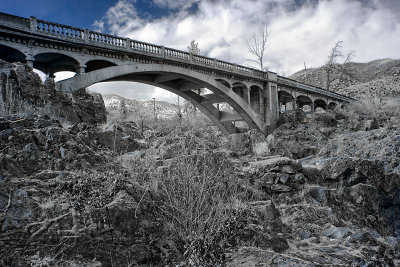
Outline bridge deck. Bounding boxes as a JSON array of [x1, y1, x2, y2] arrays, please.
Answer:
[[0, 12, 355, 103]]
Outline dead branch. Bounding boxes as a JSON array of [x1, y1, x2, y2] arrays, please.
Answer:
[[0, 190, 12, 227], [26, 211, 71, 242]]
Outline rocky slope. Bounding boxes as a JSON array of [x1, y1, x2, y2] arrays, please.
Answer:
[[0, 61, 399, 266], [226, 106, 400, 266], [290, 58, 400, 98]]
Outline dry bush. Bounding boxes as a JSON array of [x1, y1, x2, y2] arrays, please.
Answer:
[[157, 152, 244, 265], [119, 128, 248, 265], [338, 96, 400, 130]]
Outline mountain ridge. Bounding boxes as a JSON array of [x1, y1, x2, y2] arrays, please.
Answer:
[[290, 58, 400, 98]]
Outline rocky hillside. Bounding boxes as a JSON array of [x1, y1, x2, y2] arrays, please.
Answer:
[[103, 94, 179, 120], [0, 60, 107, 124], [0, 61, 399, 266], [290, 58, 400, 98]]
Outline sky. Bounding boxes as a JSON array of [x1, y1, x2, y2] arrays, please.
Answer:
[[1, 0, 400, 102]]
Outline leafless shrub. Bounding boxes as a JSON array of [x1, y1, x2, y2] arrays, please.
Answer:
[[156, 152, 244, 265], [338, 96, 400, 130]]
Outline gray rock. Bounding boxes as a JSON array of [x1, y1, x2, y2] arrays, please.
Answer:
[[315, 111, 337, 127], [248, 156, 302, 173], [278, 173, 290, 184], [271, 184, 292, 193], [298, 228, 311, 240], [307, 186, 327, 204], [321, 226, 350, 239], [250, 200, 280, 221], [292, 173, 305, 184]]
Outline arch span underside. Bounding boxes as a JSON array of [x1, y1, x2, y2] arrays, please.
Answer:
[[34, 52, 80, 74], [57, 63, 267, 136], [0, 44, 26, 63]]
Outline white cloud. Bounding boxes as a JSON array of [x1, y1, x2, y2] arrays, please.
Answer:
[[89, 0, 400, 101], [153, 0, 199, 10]]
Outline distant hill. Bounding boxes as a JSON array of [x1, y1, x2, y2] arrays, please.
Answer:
[[102, 94, 179, 120], [290, 58, 400, 98]]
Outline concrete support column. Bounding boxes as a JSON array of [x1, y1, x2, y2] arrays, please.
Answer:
[[259, 89, 264, 119], [311, 102, 315, 113], [265, 82, 279, 133], [75, 65, 86, 75], [26, 55, 34, 68], [292, 99, 297, 110], [263, 83, 268, 122], [244, 87, 250, 104]]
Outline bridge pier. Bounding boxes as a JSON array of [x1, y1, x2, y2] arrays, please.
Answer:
[[244, 87, 250, 104], [265, 81, 279, 133], [26, 55, 34, 68], [75, 65, 86, 75]]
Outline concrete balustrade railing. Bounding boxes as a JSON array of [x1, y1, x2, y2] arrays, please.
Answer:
[[216, 60, 235, 70], [165, 47, 190, 60], [88, 31, 126, 47], [36, 19, 84, 40], [277, 76, 352, 101], [193, 54, 214, 65], [130, 40, 161, 54], [236, 65, 253, 74]]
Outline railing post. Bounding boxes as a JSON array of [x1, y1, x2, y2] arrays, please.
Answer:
[[160, 46, 165, 57], [84, 29, 89, 43], [189, 53, 193, 62], [29, 16, 37, 32], [213, 58, 217, 66], [125, 38, 131, 49]]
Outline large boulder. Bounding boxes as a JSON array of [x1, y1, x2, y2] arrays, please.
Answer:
[[0, 60, 107, 125], [71, 88, 107, 124]]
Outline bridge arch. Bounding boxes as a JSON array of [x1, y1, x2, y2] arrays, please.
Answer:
[[215, 78, 231, 88], [57, 63, 266, 136], [33, 52, 80, 75], [0, 44, 27, 63], [85, 60, 118, 73], [296, 95, 313, 112], [278, 90, 295, 111], [314, 99, 328, 110], [296, 95, 312, 107], [232, 81, 248, 100], [250, 85, 262, 113]]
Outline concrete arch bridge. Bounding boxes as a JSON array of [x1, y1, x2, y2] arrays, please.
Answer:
[[0, 12, 355, 136]]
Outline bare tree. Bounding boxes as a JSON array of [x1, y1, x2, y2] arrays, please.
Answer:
[[188, 40, 200, 55], [247, 25, 269, 71], [324, 41, 355, 91], [132, 110, 150, 134], [171, 95, 183, 120], [119, 97, 128, 120]]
